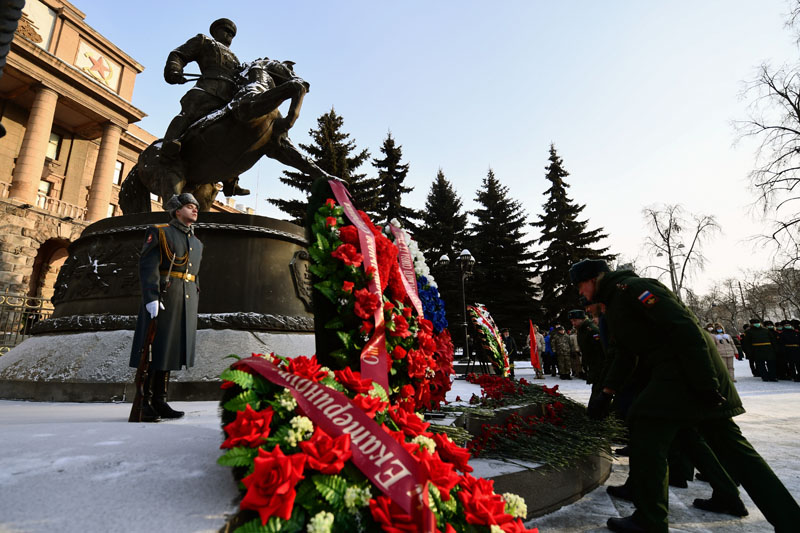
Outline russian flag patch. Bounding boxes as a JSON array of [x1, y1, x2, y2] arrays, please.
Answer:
[[638, 290, 658, 307]]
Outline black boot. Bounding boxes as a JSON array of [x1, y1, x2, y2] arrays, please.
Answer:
[[693, 496, 749, 517], [139, 372, 161, 423], [607, 516, 647, 533], [152, 371, 184, 419], [606, 483, 634, 502]]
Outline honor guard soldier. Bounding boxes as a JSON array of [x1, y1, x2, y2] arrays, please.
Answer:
[[570, 259, 800, 533], [130, 193, 203, 422], [778, 320, 800, 381], [741, 318, 778, 382]]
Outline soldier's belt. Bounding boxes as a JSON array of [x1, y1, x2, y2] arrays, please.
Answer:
[[161, 270, 196, 282], [752, 342, 771, 346]]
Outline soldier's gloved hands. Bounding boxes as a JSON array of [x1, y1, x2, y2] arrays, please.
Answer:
[[696, 389, 727, 408], [165, 70, 187, 84], [145, 300, 159, 319], [587, 391, 613, 420]]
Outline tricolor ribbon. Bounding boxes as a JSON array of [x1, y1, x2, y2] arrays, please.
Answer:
[[328, 179, 390, 393], [234, 356, 435, 531]]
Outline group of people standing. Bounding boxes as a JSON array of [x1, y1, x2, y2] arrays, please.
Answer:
[[739, 318, 800, 382]]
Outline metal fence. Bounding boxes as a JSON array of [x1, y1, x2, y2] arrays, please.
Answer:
[[0, 289, 53, 355]]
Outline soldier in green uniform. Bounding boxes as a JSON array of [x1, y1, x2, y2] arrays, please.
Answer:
[[569, 309, 605, 385], [130, 193, 204, 422], [741, 318, 778, 382], [570, 259, 800, 533], [551, 324, 573, 379]]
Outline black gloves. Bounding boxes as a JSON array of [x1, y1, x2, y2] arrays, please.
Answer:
[[696, 389, 727, 408], [587, 391, 614, 420]]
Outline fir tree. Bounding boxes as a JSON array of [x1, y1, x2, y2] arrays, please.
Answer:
[[416, 170, 469, 338], [268, 108, 377, 225], [532, 144, 613, 325], [467, 169, 538, 338], [372, 132, 419, 229]]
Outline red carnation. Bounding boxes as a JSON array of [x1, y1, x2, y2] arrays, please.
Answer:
[[360, 320, 374, 335], [389, 315, 412, 338], [351, 393, 388, 418], [387, 263, 409, 303], [341, 280, 354, 293], [325, 198, 336, 209], [407, 348, 430, 379], [392, 345, 408, 360], [432, 433, 473, 473], [240, 445, 307, 523], [354, 288, 381, 319], [333, 367, 374, 394], [419, 450, 460, 500], [369, 495, 417, 533], [402, 306, 412, 319], [338, 225, 359, 246], [325, 216, 337, 227], [221, 405, 274, 449], [286, 355, 327, 382], [298, 428, 352, 474], [374, 233, 397, 291], [331, 243, 363, 267]]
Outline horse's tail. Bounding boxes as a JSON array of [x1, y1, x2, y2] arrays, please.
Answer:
[[118, 165, 151, 215]]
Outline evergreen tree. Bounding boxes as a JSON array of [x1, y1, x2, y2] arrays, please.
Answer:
[[268, 108, 377, 225], [372, 132, 420, 229], [467, 169, 538, 338], [532, 144, 613, 325], [416, 170, 469, 339]]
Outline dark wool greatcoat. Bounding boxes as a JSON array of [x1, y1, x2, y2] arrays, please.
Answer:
[[129, 219, 203, 371], [576, 318, 606, 384], [596, 270, 744, 421]]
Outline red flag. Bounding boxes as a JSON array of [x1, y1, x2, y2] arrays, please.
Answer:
[[529, 319, 541, 370]]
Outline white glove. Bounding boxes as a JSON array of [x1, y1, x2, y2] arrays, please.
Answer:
[[146, 300, 159, 318]]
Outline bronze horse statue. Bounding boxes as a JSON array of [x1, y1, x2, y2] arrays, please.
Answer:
[[119, 58, 334, 213]]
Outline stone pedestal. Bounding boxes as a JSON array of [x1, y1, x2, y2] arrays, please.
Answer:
[[0, 212, 316, 401]]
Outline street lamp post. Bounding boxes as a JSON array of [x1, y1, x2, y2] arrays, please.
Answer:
[[437, 249, 476, 373]]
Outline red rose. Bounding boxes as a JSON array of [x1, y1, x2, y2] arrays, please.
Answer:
[[338, 225, 359, 246], [419, 318, 434, 335], [325, 198, 336, 209], [298, 428, 352, 474], [500, 520, 539, 533], [360, 320, 374, 335], [351, 392, 388, 418], [369, 495, 417, 533], [221, 405, 274, 449], [399, 384, 415, 398], [384, 301, 395, 311], [407, 348, 430, 379], [333, 367, 374, 394], [240, 445, 307, 523], [388, 315, 412, 338], [457, 473, 513, 526], [286, 355, 328, 382], [341, 280, 354, 293], [331, 243, 363, 267], [354, 288, 381, 319], [392, 345, 408, 360], [432, 433, 473, 473], [389, 406, 431, 437], [325, 216, 337, 227], [418, 450, 460, 500], [402, 306, 412, 319]]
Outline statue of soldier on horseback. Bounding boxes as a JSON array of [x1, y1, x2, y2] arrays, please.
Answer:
[[119, 18, 334, 214]]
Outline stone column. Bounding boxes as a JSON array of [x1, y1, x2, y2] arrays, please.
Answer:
[[84, 122, 123, 222], [8, 85, 59, 204]]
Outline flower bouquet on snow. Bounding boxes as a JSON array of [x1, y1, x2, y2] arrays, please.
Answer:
[[467, 304, 510, 377], [217, 178, 537, 533]]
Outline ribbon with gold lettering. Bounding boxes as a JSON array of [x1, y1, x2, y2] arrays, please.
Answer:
[[328, 179, 389, 393], [234, 356, 435, 531], [388, 225, 424, 318]]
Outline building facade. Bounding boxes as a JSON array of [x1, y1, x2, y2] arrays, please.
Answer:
[[0, 0, 241, 303]]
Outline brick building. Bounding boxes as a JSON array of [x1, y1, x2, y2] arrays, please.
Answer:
[[0, 0, 242, 302]]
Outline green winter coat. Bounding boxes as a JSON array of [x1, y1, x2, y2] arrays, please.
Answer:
[[576, 318, 606, 384], [596, 270, 743, 421], [130, 219, 203, 371]]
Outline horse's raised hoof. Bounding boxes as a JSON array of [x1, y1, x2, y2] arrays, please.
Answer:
[[233, 186, 250, 196]]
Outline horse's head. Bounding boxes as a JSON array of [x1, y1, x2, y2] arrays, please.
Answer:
[[244, 58, 309, 92]]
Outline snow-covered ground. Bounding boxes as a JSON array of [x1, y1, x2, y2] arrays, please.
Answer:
[[0, 357, 797, 532]]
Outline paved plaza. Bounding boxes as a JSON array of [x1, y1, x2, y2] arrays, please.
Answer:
[[0, 358, 797, 532]]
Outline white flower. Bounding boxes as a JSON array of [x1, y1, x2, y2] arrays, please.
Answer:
[[320, 366, 335, 379], [502, 492, 528, 519], [344, 486, 372, 509], [307, 510, 334, 533], [278, 389, 297, 411], [286, 415, 314, 447], [490, 526, 505, 533], [412, 435, 436, 453]]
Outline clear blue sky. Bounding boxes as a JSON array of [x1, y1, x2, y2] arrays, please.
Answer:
[[78, 0, 797, 293]]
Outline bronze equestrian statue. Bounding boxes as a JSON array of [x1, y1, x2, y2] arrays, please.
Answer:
[[119, 21, 333, 214]]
